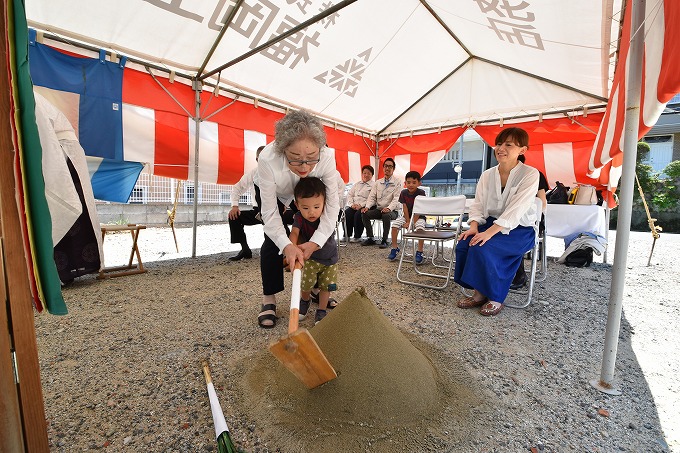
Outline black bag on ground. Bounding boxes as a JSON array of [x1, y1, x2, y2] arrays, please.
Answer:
[[547, 181, 570, 204], [564, 247, 593, 267]]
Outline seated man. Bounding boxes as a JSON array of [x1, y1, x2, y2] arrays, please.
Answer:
[[360, 158, 403, 248], [227, 146, 264, 261], [344, 164, 374, 242]]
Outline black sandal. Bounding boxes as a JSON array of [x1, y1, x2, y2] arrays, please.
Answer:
[[311, 292, 337, 309], [257, 303, 277, 329]]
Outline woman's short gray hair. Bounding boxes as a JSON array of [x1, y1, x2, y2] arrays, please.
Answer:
[[274, 110, 327, 155]]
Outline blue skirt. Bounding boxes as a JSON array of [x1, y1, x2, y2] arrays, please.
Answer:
[[454, 217, 535, 303]]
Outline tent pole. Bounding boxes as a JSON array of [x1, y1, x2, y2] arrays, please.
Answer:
[[603, 206, 611, 263], [590, 0, 645, 395], [191, 80, 202, 258]]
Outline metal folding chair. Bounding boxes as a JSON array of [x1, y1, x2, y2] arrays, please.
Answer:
[[396, 195, 467, 289], [506, 198, 545, 308], [336, 206, 349, 250]]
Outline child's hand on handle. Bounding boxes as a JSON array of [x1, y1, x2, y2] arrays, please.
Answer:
[[298, 241, 320, 260]]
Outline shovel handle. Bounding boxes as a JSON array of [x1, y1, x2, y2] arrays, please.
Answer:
[[288, 265, 303, 334]]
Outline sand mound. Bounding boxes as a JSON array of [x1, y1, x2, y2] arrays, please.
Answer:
[[245, 288, 445, 423], [241, 287, 487, 451]]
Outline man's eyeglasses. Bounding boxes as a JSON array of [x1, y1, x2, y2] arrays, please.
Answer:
[[287, 156, 321, 167], [383, 164, 394, 169]]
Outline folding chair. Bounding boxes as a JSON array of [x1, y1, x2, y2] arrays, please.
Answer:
[[396, 195, 467, 289], [335, 206, 349, 250], [506, 198, 545, 308]]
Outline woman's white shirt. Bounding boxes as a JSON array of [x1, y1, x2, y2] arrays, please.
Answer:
[[468, 162, 539, 234], [258, 143, 339, 251]]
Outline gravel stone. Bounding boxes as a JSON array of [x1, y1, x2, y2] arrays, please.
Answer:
[[34, 225, 679, 452]]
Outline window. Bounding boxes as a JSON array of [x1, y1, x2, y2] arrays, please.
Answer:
[[643, 135, 673, 174], [128, 186, 148, 204], [184, 182, 195, 203]]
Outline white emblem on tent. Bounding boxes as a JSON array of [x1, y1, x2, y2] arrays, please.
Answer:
[[314, 48, 371, 98]]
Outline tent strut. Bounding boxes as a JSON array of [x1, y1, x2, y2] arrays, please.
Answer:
[[197, 0, 245, 77], [145, 67, 193, 117], [199, 0, 358, 81]]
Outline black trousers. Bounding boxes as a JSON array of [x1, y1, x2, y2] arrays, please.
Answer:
[[362, 207, 397, 242], [228, 208, 261, 245], [344, 206, 364, 239], [260, 198, 297, 296], [229, 184, 262, 246]]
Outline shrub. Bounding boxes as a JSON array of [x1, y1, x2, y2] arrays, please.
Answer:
[[664, 160, 680, 179], [626, 141, 679, 211]]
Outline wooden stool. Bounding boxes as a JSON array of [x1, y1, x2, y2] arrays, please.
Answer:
[[98, 224, 147, 279]]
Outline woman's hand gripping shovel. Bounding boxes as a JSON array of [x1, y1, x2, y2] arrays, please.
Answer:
[[269, 262, 337, 389]]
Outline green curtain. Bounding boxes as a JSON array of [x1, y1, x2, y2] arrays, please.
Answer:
[[10, 0, 67, 314]]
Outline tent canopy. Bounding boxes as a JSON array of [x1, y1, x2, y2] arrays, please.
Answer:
[[26, 0, 621, 137]]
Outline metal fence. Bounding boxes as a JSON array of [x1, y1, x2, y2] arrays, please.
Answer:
[[127, 171, 253, 205], [124, 170, 473, 207]]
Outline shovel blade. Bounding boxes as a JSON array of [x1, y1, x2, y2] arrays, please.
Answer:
[[269, 328, 337, 389]]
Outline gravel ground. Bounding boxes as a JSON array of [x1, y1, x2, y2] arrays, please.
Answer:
[[34, 224, 679, 452]]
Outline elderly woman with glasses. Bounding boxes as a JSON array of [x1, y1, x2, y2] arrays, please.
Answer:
[[256, 110, 339, 328]]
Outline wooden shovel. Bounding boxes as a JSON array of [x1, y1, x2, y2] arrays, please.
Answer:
[[269, 264, 337, 389]]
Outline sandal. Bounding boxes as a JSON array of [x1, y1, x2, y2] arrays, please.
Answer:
[[480, 301, 503, 316], [457, 295, 487, 308], [311, 291, 337, 310], [257, 303, 278, 328]]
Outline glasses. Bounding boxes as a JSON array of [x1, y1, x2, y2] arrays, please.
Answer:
[[287, 156, 321, 167], [383, 164, 394, 169]]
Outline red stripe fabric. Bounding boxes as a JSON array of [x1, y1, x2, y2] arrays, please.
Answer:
[[335, 151, 349, 183], [325, 128, 375, 183], [379, 127, 465, 155], [377, 127, 466, 179], [591, 0, 680, 175], [475, 115, 612, 197], [206, 100, 281, 136], [408, 153, 429, 179], [475, 114, 604, 146], [154, 111, 189, 180], [123, 69, 195, 115], [657, 1, 680, 103], [216, 124, 245, 185]]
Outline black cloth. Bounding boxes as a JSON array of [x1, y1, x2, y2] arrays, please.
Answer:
[[344, 206, 364, 238], [538, 171, 549, 192], [53, 158, 101, 283], [260, 196, 298, 296], [537, 171, 548, 234], [229, 184, 262, 245], [361, 207, 398, 242]]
